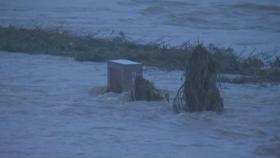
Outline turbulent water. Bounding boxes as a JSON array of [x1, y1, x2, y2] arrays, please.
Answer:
[[1, 1, 280, 157], [0, 0, 280, 56], [1, 51, 280, 158]]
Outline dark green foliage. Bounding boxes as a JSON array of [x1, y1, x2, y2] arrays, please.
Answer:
[[131, 76, 163, 101], [218, 75, 259, 84], [208, 44, 241, 73], [0, 26, 279, 83], [259, 68, 280, 83], [240, 57, 264, 75], [242, 57, 264, 68], [270, 57, 280, 68]]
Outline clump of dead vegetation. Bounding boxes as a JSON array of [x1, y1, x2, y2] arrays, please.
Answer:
[[130, 76, 163, 101], [173, 45, 223, 112]]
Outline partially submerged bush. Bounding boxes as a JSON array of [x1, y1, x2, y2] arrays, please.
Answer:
[[239, 56, 264, 75], [173, 45, 224, 112], [270, 57, 280, 68], [260, 68, 280, 83], [131, 76, 163, 101], [90, 85, 108, 95]]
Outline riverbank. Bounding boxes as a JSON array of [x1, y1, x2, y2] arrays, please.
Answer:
[[0, 26, 279, 83]]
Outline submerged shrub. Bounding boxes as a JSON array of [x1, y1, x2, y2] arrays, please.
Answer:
[[173, 45, 224, 112], [131, 76, 163, 101], [270, 57, 280, 68], [260, 68, 280, 83]]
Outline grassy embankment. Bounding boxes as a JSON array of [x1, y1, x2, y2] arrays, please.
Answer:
[[0, 26, 279, 83]]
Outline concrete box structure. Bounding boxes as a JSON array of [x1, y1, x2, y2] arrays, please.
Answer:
[[107, 59, 143, 93]]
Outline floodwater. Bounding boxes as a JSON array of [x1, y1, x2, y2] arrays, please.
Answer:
[[0, 51, 280, 158], [1, 1, 280, 156], [0, 0, 280, 56]]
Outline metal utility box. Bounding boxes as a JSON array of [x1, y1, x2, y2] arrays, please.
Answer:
[[107, 59, 143, 93]]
